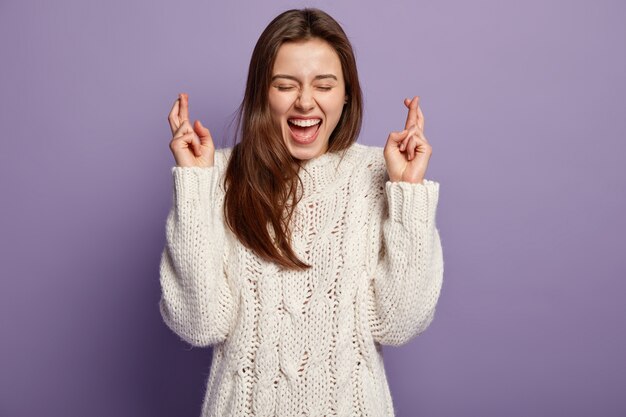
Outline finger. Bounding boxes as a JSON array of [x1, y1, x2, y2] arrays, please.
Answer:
[[173, 119, 195, 140], [172, 131, 196, 146], [189, 131, 201, 156], [401, 125, 419, 151], [412, 96, 420, 128], [168, 97, 181, 136], [195, 120, 214, 147], [174, 131, 202, 156], [412, 126, 429, 144], [179, 93, 190, 123], [400, 133, 410, 151], [404, 96, 419, 131], [189, 131, 202, 156], [407, 135, 418, 160], [417, 104, 425, 132], [401, 133, 415, 159], [410, 134, 432, 160], [389, 129, 409, 144]]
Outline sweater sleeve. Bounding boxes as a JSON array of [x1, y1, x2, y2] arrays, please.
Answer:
[[158, 156, 236, 347], [366, 176, 444, 346]]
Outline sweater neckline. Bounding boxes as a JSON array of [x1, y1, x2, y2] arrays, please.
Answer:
[[299, 150, 339, 170], [298, 143, 361, 171]]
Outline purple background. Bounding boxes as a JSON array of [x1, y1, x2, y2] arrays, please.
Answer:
[[1, 0, 624, 416]]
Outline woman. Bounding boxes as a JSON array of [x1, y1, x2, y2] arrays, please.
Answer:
[[159, 7, 443, 417]]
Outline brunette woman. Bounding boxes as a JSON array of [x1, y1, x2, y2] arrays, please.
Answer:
[[159, 7, 443, 417]]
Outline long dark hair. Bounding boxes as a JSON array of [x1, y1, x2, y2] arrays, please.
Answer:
[[223, 8, 363, 270]]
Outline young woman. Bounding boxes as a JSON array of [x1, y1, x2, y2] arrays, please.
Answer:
[[159, 7, 443, 417]]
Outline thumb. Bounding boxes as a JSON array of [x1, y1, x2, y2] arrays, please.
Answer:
[[389, 128, 409, 143], [195, 120, 212, 141], [194, 119, 206, 133]]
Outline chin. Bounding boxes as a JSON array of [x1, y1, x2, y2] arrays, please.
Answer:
[[287, 145, 327, 161]]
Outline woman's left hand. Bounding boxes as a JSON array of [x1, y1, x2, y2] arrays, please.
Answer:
[[383, 96, 432, 184]]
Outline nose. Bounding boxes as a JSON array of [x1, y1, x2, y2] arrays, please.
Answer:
[[295, 87, 315, 112]]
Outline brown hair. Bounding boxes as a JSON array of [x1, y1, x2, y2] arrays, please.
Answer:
[[223, 8, 363, 270]]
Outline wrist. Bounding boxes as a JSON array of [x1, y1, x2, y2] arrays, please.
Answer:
[[388, 175, 424, 184]]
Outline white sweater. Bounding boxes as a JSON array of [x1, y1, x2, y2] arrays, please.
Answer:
[[159, 142, 444, 417]]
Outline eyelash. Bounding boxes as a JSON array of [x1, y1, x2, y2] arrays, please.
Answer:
[[276, 86, 333, 91]]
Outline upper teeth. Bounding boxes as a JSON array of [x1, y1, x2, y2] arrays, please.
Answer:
[[289, 119, 321, 127]]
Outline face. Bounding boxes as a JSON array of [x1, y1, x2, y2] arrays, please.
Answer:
[[268, 37, 348, 161]]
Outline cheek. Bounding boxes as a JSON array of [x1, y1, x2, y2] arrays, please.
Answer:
[[268, 93, 292, 117], [321, 96, 346, 123]]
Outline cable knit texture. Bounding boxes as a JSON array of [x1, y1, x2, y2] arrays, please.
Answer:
[[159, 142, 444, 417]]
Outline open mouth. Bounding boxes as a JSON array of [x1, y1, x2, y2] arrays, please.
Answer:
[[287, 118, 322, 144]]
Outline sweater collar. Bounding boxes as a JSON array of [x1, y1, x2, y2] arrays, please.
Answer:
[[296, 145, 356, 199], [299, 148, 341, 170]]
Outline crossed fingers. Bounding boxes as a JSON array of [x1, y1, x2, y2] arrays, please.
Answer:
[[404, 96, 424, 132], [168, 93, 190, 137], [399, 96, 428, 160]]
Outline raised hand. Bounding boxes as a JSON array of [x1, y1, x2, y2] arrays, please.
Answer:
[[167, 93, 215, 167], [383, 96, 432, 184]]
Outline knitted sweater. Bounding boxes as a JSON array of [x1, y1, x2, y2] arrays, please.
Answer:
[[158, 142, 444, 417]]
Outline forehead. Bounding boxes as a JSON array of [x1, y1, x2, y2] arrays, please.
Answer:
[[272, 38, 343, 80]]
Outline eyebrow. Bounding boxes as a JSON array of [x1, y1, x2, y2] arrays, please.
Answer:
[[271, 74, 338, 82]]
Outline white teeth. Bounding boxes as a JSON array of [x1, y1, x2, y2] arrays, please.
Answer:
[[288, 118, 321, 127]]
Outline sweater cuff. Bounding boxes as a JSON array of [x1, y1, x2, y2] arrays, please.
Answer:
[[171, 166, 220, 206], [385, 179, 440, 227]]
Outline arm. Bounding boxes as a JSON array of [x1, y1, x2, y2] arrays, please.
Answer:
[[366, 178, 444, 346], [158, 157, 236, 347]]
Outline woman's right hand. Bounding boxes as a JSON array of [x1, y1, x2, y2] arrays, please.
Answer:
[[167, 93, 215, 167]]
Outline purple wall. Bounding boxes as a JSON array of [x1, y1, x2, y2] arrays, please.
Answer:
[[1, 0, 624, 416]]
